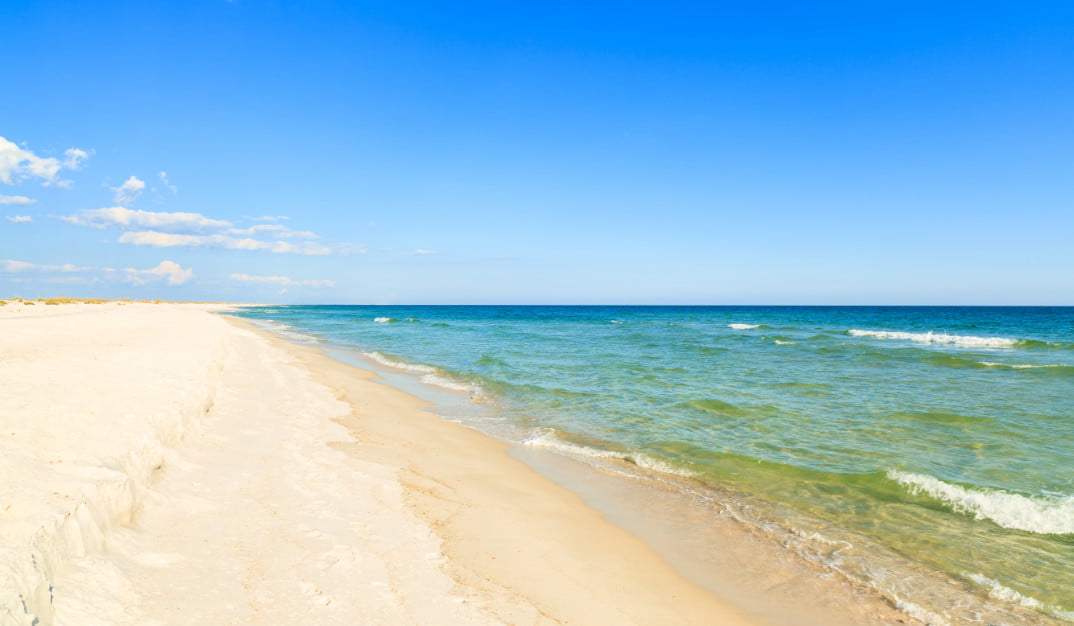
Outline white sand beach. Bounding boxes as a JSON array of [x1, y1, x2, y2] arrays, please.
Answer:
[[0, 302, 756, 625]]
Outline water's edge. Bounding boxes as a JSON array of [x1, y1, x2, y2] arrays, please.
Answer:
[[238, 315, 1060, 625]]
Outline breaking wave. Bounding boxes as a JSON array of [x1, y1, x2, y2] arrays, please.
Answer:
[[361, 352, 482, 397], [522, 428, 697, 479], [979, 361, 1074, 373], [848, 329, 1019, 348], [888, 471, 1074, 535], [966, 573, 1074, 621]]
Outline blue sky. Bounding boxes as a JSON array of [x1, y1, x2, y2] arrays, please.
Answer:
[[2, 1, 1072, 304]]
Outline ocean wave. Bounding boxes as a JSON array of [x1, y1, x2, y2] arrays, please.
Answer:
[[420, 373, 481, 397], [967, 573, 1074, 621], [882, 593, 951, 626], [848, 329, 1019, 348], [888, 471, 1074, 534], [979, 361, 1073, 372], [774, 340, 795, 345], [679, 398, 750, 416], [361, 352, 482, 397], [373, 317, 395, 323], [258, 319, 293, 332], [728, 323, 760, 330], [362, 351, 438, 374], [920, 354, 1074, 373], [252, 320, 322, 344], [522, 429, 697, 479]]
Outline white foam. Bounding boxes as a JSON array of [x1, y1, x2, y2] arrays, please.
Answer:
[[728, 323, 760, 330], [967, 573, 1074, 621], [362, 351, 438, 375], [373, 317, 394, 323], [774, 340, 795, 345], [258, 319, 294, 332], [979, 361, 1065, 369], [888, 471, 1074, 534], [253, 320, 322, 344], [419, 373, 481, 397], [361, 352, 482, 398], [848, 329, 1019, 348], [883, 592, 951, 626], [522, 429, 696, 479]]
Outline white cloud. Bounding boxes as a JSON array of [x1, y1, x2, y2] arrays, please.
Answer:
[[122, 260, 193, 286], [0, 259, 38, 272], [403, 249, 437, 255], [60, 204, 357, 256], [0, 259, 93, 273], [62, 207, 232, 233], [112, 175, 146, 205], [224, 224, 318, 239], [63, 149, 88, 170], [0, 195, 35, 205], [230, 273, 335, 288], [0, 136, 88, 186], [158, 171, 177, 193], [6, 215, 31, 223], [1, 257, 192, 287], [118, 230, 333, 255]]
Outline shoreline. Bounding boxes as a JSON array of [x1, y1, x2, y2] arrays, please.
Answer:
[[2, 302, 1053, 624], [231, 316, 936, 625], [227, 315, 761, 624], [232, 308, 1067, 626]]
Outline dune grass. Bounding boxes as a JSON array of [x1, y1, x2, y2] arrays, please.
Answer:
[[40, 297, 110, 305]]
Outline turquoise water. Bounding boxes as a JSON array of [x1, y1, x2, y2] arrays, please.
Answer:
[[235, 305, 1074, 622]]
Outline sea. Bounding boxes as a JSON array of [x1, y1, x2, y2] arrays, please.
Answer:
[[232, 305, 1074, 624]]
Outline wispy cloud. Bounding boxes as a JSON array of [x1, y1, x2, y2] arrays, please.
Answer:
[[62, 206, 232, 233], [63, 149, 88, 169], [118, 231, 333, 255], [0, 136, 88, 187], [112, 175, 146, 205], [0, 195, 36, 205], [123, 260, 193, 286], [1, 257, 193, 286], [5, 215, 31, 223], [224, 223, 318, 239], [158, 171, 177, 194], [1, 259, 94, 273], [402, 249, 437, 255], [230, 273, 335, 288], [61, 205, 360, 256]]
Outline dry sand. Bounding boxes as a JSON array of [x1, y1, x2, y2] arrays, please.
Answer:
[[0, 303, 755, 625]]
